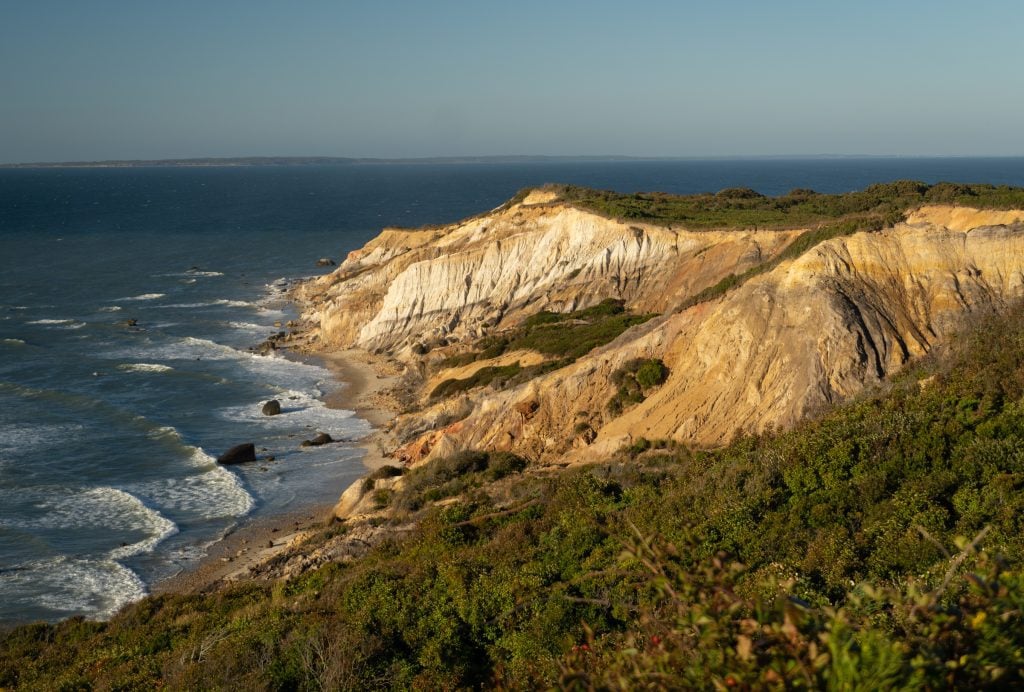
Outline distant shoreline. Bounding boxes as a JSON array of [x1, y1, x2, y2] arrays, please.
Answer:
[[0, 155, 646, 169], [3, 153, 1019, 169]]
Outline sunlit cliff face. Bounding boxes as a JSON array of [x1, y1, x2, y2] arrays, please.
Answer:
[[296, 194, 1024, 465]]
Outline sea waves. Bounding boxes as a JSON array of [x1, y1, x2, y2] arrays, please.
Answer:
[[117, 363, 174, 373], [0, 556, 148, 622], [118, 293, 166, 301]]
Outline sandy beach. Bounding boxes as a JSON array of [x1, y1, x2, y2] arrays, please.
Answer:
[[154, 346, 401, 595]]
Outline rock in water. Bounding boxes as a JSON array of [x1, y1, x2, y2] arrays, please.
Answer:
[[262, 399, 282, 416], [218, 443, 256, 464], [315, 257, 336, 267], [300, 432, 333, 447]]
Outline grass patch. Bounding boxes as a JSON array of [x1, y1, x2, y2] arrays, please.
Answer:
[[431, 300, 656, 399], [430, 363, 522, 399]]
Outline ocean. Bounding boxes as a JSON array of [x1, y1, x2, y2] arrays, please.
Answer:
[[2, 157, 1024, 625]]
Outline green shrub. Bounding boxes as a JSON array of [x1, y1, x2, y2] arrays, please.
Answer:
[[485, 452, 528, 480], [372, 489, 393, 509], [362, 465, 404, 492], [635, 359, 669, 388], [394, 450, 529, 512], [607, 358, 669, 416]]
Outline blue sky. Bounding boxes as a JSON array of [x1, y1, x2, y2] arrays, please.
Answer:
[[1, 0, 1022, 162]]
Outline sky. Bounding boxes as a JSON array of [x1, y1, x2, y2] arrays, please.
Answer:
[[1, 0, 1023, 163]]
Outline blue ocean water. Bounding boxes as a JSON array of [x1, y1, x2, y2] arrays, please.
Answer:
[[2, 157, 1024, 625]]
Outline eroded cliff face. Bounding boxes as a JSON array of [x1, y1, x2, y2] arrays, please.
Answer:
[[295, 192, 801, 353], [295, 195, 1024, 466]]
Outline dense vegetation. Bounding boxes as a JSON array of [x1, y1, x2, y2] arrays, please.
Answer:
[[5, 302, 1024, 688], [553, 180, 1024, 229]]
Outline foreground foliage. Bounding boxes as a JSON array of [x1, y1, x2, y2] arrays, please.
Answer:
[[6, 306, 1024, 688]]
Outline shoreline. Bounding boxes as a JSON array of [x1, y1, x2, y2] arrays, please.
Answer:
[[154, 346, 402, 595]]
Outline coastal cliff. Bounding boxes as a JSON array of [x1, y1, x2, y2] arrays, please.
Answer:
[[10, 184, 1024, 689], [294, 189, 801, 352], [294, 187, 1024, 479]]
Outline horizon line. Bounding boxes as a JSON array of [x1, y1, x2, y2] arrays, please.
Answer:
[[4, 153, 1024, 169]]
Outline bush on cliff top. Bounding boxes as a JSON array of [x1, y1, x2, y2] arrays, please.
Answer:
[[551, 180, 1024, 229]]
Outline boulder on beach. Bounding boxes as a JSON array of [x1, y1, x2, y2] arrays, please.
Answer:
[[300, 432, 333, 447], [217, 442, 256, 464], [262, 399, 282, 416]]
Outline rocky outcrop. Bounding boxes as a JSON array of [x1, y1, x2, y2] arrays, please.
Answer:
[[217, 443, 256, 465], [300, 432, 333, 447], [294, 193, 1024, 466]]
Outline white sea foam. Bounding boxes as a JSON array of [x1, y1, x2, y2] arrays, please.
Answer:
[[157, 270, 225, 278], [99, 305, 123, 312], [154, 298, 255, 309], [1, 338, 26, 346], [221, 387, 368, 441], [26, 318, 75, 325], [0, 422, 86, 455], [117, 363, 174, 373], [130, 447, 255, 519], [228, 321, 268, 331], [0, 556, 147, 621], [111, 335, 241, 362], [146, 425, 180, 440], [1, 487, 178, 547], [119, 293, 166, 301]]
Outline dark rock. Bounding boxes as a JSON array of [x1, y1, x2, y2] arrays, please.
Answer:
[[217, 442, 256, 464], [315, 257, 336, 267], [266, 455, 275, 462], [515, 400, 540, 419], [300, 432, 333, 447], [262, 399, 282, 416]]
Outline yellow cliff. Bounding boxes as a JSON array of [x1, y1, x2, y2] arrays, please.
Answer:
[[292, 190, 1024, 479]]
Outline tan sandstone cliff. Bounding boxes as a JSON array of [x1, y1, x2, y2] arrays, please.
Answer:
[[295, 196, 1024, 472], [294, 189, 802, 354]]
